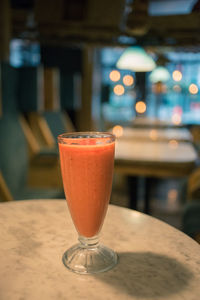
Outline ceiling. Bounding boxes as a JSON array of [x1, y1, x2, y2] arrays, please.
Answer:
[[10, 0, 200, 49], [148, 0, 197, 16]]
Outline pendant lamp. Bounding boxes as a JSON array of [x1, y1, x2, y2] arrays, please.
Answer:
[[116, 46, 156, 72], [149, 66, 170, 83]]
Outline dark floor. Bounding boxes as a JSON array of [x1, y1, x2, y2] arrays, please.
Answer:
[[111, 174, 186, 231]]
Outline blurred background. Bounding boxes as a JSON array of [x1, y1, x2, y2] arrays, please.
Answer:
[[1, 0, 200, 242]]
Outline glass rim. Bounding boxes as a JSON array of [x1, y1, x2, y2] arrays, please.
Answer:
[[58, 131, 115, 143]]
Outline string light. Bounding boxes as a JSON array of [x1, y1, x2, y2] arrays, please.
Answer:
[[135, 101, 146, 114], [171, 113, 182, 125], [189, 83, 198, 95], [168, 189, 178, 202], [173, 85, 182, 92], [123, 75, 134, 86], [172, 70, 182, 82], [113, 84, 125, 96], [173, 106, 182, 115], [109, 70, 120, 82], [149, 129, 158, 141], [167, 189, 178, 208], [112, 125, 123, 138]]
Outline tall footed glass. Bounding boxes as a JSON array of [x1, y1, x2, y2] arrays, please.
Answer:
[[58, 132, 118, 274]]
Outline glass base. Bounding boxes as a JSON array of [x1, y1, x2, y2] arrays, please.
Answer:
[[62, 236, 118, 274]]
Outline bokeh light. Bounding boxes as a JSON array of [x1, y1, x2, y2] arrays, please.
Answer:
[[135, 101, 146, 114], [123, 75, 134, 86], [168, 189, 178, 202], [173, 85, 182, 92], [149, 129, 158, 141], [152, 82, 167, 94], [189, 83, 198, 95], [173, 106, 183, 115], [113, 84, 125, 96], [112, 125, 123, 138], [167, 189, 178, 208], [190, 102, 200, 110], [168, 139, 178, 149], [171, 113, 182, 125], [172, 70, 182, 82], [109, 70, 120, 82]]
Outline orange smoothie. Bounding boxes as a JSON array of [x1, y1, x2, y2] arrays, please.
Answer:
[[59, 139, 115, 237]]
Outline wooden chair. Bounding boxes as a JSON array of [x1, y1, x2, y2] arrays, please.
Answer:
[[27, 111, 75, 148], [0, 171, 13, 201], [190, 125, 200, 155], [42, 110, 75, 139], [27, 112, 56, 149], [187, 167, 200, 200], [19, 114, 63, 188], [0, 113, 64, 199]]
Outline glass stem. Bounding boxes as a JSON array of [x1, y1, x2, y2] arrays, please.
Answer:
[[78, 235, 99, 249]]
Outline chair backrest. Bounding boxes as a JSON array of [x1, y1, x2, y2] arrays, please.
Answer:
[[19, 114, 43, 155], [42, 111, 75, 141], [0, 113, 28, 197], [28, 112, 56, 148], [62, 111, 75, 132]]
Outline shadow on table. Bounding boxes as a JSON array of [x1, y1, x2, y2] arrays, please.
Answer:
[[95, 252, 193, 298]]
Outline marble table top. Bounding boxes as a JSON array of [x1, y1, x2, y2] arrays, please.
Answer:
[[0, 199, 200, 300]]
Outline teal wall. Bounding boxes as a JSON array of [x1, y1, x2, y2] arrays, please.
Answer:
[[1, 62, 19, 114]]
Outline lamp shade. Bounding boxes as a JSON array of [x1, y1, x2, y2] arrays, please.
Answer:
[[149, 66, 170, 83], [116, 46, 156, 72]]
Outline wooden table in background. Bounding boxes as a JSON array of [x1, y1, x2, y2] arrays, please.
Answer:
[[0, 199, 200, 300], [114, 135, 198, 212], [115, 138, 197, 178]]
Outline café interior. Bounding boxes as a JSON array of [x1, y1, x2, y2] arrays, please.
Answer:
[[1, 1, 200, 297], [1, 0, 200, 245]]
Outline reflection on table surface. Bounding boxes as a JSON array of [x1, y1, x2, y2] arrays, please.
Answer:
[[113, 126, 192, 142], [130, 117, 183, 128], [115, 139, 197, 164], [0, 199, 200, 300]]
